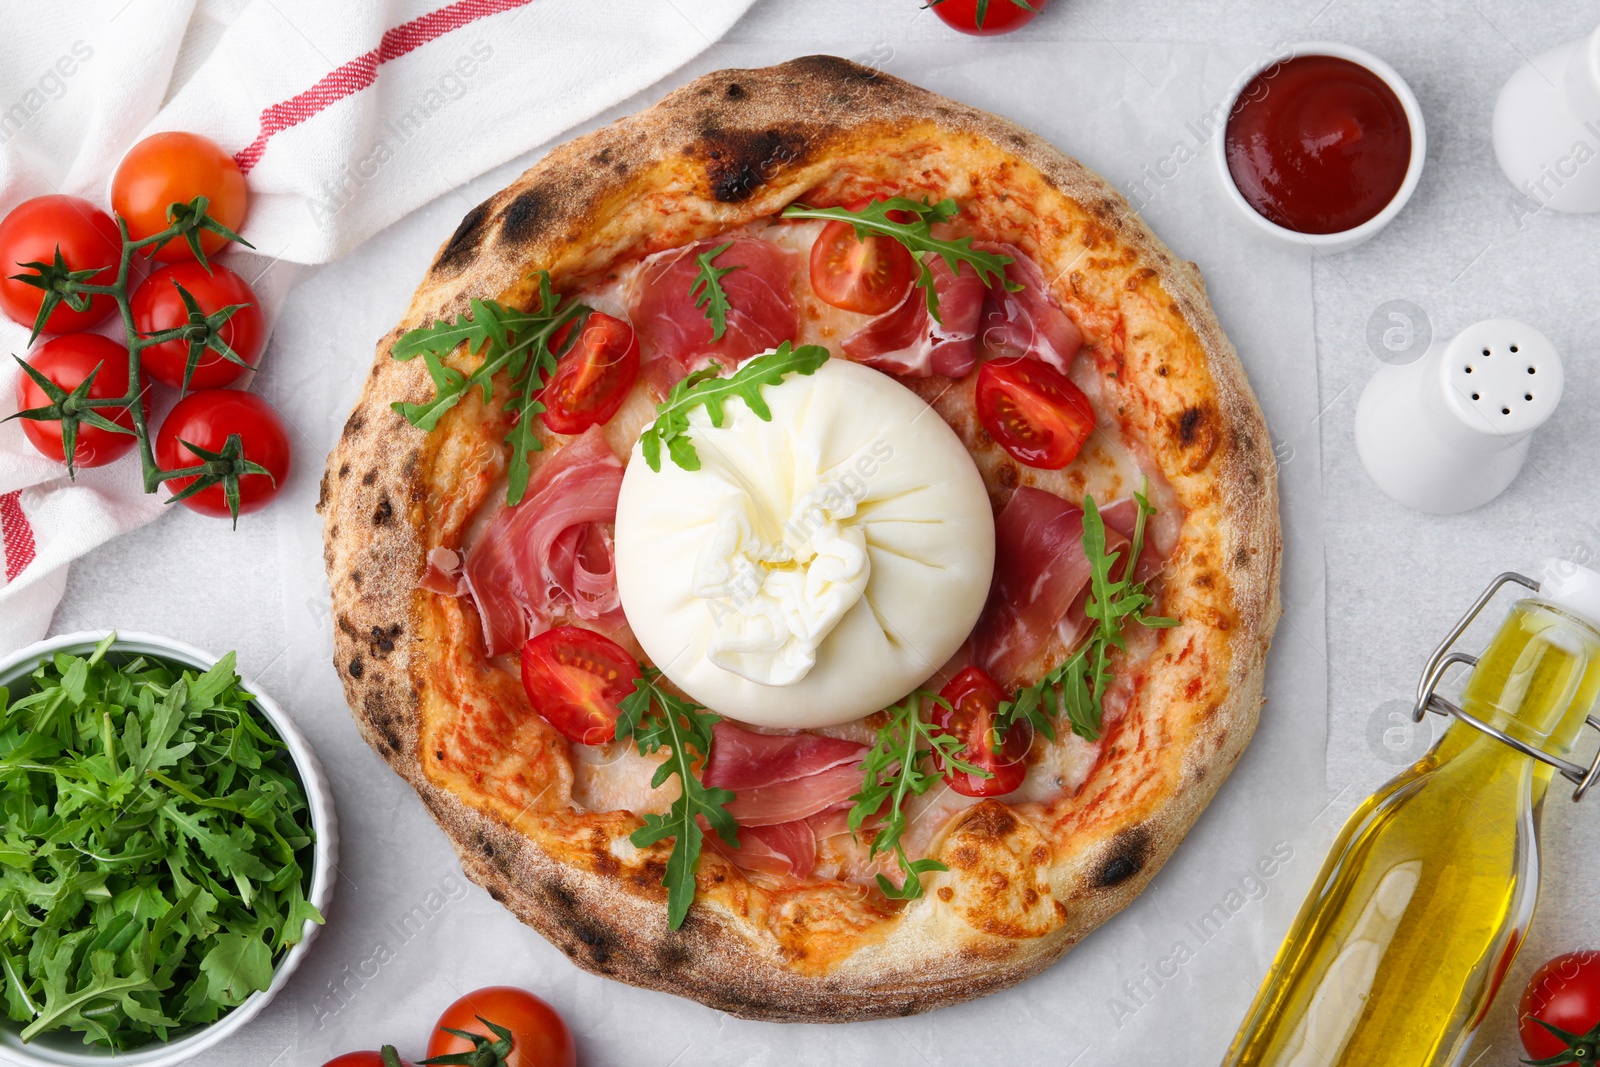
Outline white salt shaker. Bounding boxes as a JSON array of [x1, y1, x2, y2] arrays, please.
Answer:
[[1493, 23, 1600, 212], [1355, 319, 1563, 513]]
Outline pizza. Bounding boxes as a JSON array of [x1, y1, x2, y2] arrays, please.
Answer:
[[321, 55, 1281, 1021]]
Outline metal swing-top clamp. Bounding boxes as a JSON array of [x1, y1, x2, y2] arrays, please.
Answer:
[[1412, 571, 1600, 802]]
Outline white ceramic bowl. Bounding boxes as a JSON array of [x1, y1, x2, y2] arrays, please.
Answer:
[[1213, 41, 1427, 253], [0, 632, 337, 1067]]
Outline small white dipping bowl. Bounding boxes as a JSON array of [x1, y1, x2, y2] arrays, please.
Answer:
[[0, 631, 337, 1067], [1213, 41, 1427, 253]]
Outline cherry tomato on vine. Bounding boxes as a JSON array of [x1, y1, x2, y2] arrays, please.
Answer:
[[320, 1049, 413, 1067], [426, 986, 576, 1067], [975, 357, 1096, 470], [132, 261, 265, 390], [934, 666, 1030, 796], [14, 334, 142, 468], [521, 627, 641, 746], [0, 195, 121, 334], [112, 131, 248, 261], [155, 389, 290, 517], [538, 312, 639, 435], [1520, 951, 1600, 1062], [808, 219, 918, 316], [929, 0, 1045, 36]]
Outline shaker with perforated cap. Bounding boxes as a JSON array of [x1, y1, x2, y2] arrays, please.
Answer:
[[1355, 318, 1563, 513]]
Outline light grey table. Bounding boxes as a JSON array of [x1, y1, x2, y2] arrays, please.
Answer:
[[51, 2, 1600, 1063]]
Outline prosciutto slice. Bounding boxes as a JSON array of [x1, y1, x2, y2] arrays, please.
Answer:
[[462, 426, 625, 655], [703, 721, 867, 878], [703, 721, 866, 791], [628, 237, 798, 370], [709, 821, 817, 879], [970, 487, 1130, 682], [841, 255, 986, 377], [976, 242, 1084, 374]]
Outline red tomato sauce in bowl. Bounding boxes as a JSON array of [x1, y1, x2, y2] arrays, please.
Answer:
[[1224, 54, 1412, 234]]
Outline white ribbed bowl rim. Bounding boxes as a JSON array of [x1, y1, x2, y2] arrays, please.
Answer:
[[1211, 40, 1428, 253], [0, 631, 338, 1067]]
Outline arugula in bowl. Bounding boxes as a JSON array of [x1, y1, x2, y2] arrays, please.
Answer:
[[0, 634, 323, 1050]]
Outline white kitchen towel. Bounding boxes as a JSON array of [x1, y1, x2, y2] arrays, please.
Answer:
[[0, 0, 758, 652]]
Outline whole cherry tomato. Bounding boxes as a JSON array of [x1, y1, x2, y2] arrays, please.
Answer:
[[934, 666, 1030, 796], [14, 334, 142, 468], [112, 131, 248, 261], [1520, 951, 1600, 1062], [808, 219, 917, 316], [132, 261, 265, 390], [426, 986, 576, 1067], [155, 389, 290, 517], [539, 312, 639, 435], [320, 1049, 413, 1067], [0, 195, 121, 333], [521, 626, 641, 745], [975, 357, 1096, 470], [929, 0, 1045, 36]]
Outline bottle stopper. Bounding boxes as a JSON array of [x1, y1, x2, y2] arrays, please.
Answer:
[[1356, 319, 1563, 514]]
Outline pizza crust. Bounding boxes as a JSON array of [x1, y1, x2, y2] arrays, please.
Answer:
[[321, 55, 1281, 1021]]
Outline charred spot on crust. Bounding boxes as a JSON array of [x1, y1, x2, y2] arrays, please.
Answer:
[[725, 82, 745, 99], [1233, 546, 1252, 569], [338, 462, 351, 479], [361, 468, 378, 486], [789, 54, 879, 84], [697, 125, 809, 203], [373, 496, 393, 526], [436, 199, 493, 271], [653, 937, 692, 973], [1177, 405, 1205, 446], [496, 187, 551, 248], [1096, 826, 1151, 888], [542, 881, 614, 966], [362, 689, 402, 754], [369, 623, 400, 656], [348, 656, 364, 679], [343, 411, 366, 438]]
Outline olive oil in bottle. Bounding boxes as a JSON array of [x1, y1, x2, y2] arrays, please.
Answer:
[[1223, 561, 1600, 1067]]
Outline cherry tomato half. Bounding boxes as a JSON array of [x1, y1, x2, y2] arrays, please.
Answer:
[[808, 219, 917, 316], [0, 195, 121, 334], [930, 0, 1045, 36], [975, 357, 1096, 470], [1520, 951, 1600, 1061], [521, 626, 641, 745], [112, 131, 248, 261], [538, 312, 640, 435], [426, 986, 576, 1067], [155, 389, 290, 517], [132, 261, 265, 390], [934, 666, 1030, 797], [15, 334, 142, 468]]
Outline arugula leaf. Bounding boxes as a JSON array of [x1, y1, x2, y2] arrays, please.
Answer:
[[847, 690, 989, 901], [390, 274, 590, 504], [993, 489, 1178, 747], [614, 669, 738, 929], [779, 197, 1019, 322], [0, 635, 322, 1048], [638, 341, 829, 472], [688, 241, 742, 341]]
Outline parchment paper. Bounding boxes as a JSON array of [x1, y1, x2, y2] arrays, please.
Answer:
[[57, 40, 1335, 1066]]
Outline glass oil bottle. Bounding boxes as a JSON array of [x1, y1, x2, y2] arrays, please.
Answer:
[[1223, 560, 1600, 1067]]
